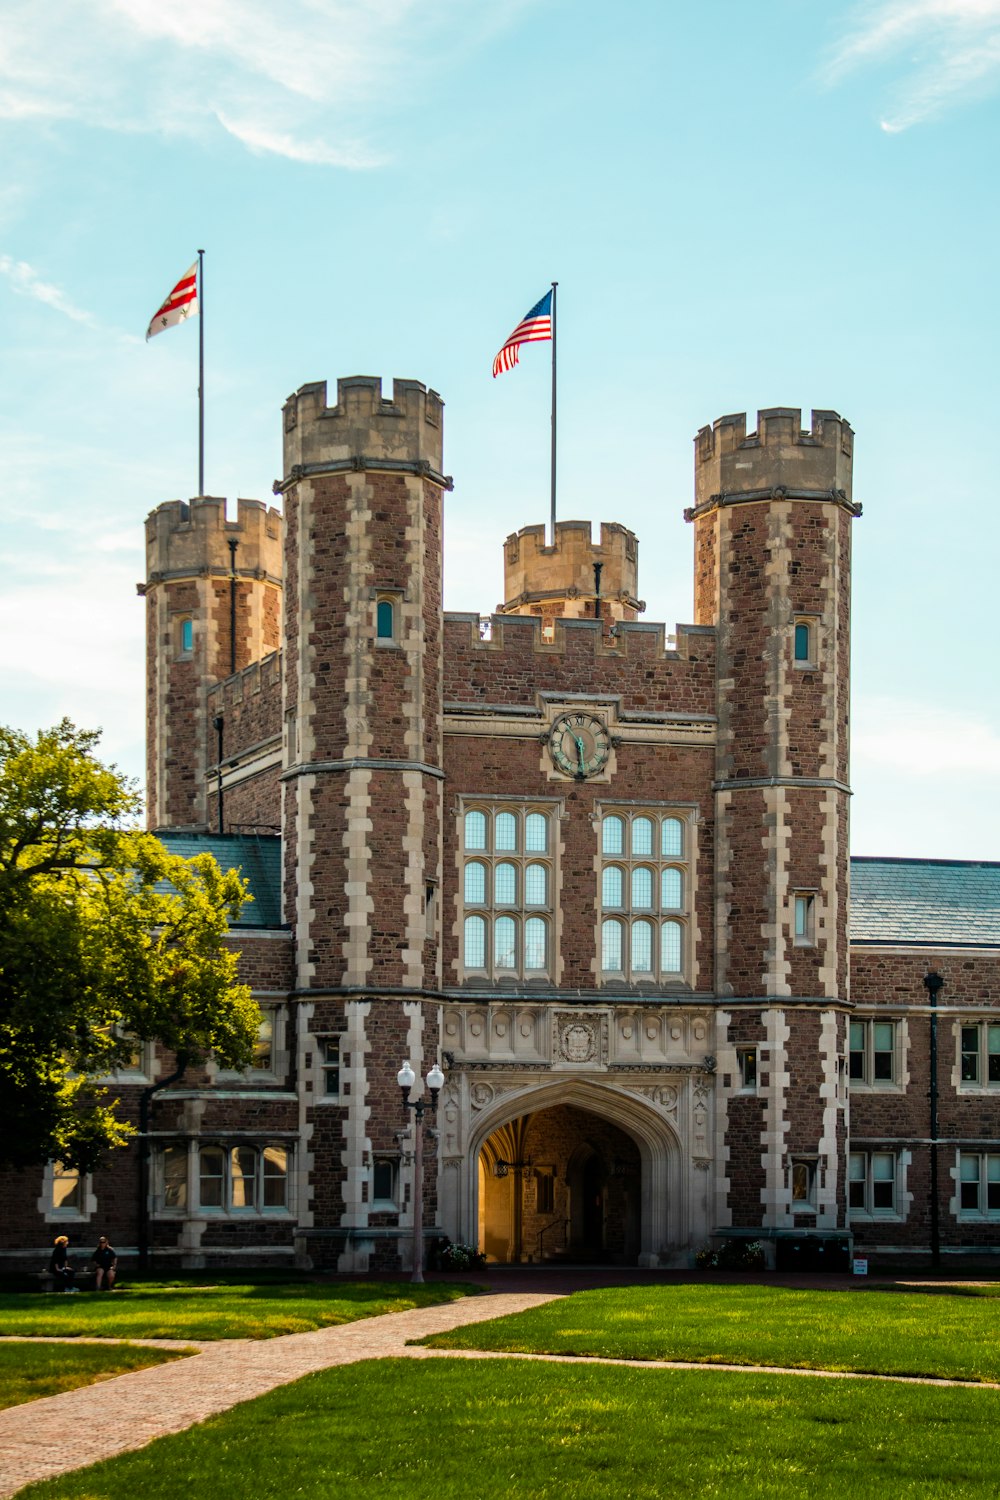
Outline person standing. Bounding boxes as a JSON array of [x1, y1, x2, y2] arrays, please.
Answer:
[[49, 1235, 76, 1292], [93, 1235, 117, 1291]]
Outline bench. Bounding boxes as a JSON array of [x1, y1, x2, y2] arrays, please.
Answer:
[[38, 1268, 98, 1293]]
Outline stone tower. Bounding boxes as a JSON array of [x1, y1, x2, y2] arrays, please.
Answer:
[[498, 520, 643, 635], [142, 497, 283, 830], [277, 375, 450, 1267], [688, 408, 860, 1237]]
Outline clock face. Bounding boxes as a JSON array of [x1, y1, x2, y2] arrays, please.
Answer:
[[549, 712, 611, 779]]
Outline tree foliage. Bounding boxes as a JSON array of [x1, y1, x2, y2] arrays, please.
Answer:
[[0, 720, 259, 1170]]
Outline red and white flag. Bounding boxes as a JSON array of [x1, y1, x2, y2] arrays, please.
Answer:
[[146, 262, 198, 340]]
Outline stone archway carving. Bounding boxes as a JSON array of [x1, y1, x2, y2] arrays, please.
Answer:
[[463, 1077, 684, 1268]]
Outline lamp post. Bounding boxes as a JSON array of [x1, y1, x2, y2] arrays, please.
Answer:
[[397, 1059, 445, 1284]]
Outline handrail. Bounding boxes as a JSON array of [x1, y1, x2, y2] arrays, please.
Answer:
[[536, 1216, 568, 1261]]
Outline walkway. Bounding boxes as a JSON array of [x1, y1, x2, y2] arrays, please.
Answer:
[[2, 1282, 999, 1497], [0, 1292, 559, 1497]]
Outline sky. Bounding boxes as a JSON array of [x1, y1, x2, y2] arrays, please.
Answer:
[[1, 0, 998, 861]]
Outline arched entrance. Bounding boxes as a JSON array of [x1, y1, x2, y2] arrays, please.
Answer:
[[472, 1084, 673, 1266]]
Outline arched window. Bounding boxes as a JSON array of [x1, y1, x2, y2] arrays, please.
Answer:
[[602, 815, 624, 855], [464, 915, 486, 968], [661, 818, 683, 858], [525, 813, 547, 852], [661, 920, 683, 973], [464, 810, 487, 850], [495, 812, 517, 851], [632, 866, 654, 909], [524, 918, 547, 970], [494, 862, 517, 906], [601, 919, 623, 972], [632, 817, 654, 856], [661, 868, 682, 909], [376, 599, 395, 640], [494, 916, 517, 970], [464, 861, 486, 904], [631, 920, 654, 973], [794, 621, 811, 662], [602, 866, 624, 908]]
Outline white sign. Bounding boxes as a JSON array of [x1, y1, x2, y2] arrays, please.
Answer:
[[852, 1257, 868, 1276]]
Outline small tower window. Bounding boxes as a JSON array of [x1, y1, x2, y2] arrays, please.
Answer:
[[376, 599, 395, 640], [180, 618, 193, 655], [793, 620, 814, 665], [794, 893, 816, 946]]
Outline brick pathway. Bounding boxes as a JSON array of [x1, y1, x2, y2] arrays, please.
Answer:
[[3, 1286, 999, 1497], [0, 1293, 559, 1497]]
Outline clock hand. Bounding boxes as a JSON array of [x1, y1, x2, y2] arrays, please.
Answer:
[[573, 734, 586, 771]]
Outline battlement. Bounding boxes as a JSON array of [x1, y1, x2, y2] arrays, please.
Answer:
[[693, 407, 854, 510], [281, 375, 445, 478], [500, 520, 642, 624], [145, 496, 283, 583]]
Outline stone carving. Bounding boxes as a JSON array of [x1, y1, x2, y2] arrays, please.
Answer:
[[631, 1083, 679, 1113], [470, 1081, 495, 1110], [551, 1011, 609, 1067]]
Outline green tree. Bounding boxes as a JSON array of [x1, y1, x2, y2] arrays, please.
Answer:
[[0, 720, 259, 1170]]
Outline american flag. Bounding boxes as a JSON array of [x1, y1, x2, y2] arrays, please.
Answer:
[[492, 290, 552, 377], [146, 262, 199, 340]]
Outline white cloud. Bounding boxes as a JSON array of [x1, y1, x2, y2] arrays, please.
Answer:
[[0, 0, 527, 167], [0, 255, 102, 329], [825, 0, 1000, 129]]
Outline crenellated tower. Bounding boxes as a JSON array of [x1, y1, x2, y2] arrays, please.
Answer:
[[141, 496, 283, 830], [277, 375, 450, 1267], [688, 408, 860, 1238], [498, 520, 644, 635]]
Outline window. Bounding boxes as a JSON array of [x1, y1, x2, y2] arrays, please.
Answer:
[[536, 1172, 555, 1214], [376, 599, 395, 640], [371, 1158, 398, 1207], [737, 1047, 758, 1090], [793, 893, 816, 946], [848, 1151, 897, 1217], [179, 617, 193, 655], [849, 1018, 898, 1087], [600, 810, 689, 984], [959, 1022, 1000, 1088], [793, 621, 812, 664], [251, 1010, 274, 1071], [461, 805, 553, 979], [791, 1159, 816, 1208], [51, 1162, 83, 1214], [178, 1144, 290, 1214], [958, 1152, 1000, 1218], [162, 1145, 188, 1210], [319, 1037, 340, 1097]]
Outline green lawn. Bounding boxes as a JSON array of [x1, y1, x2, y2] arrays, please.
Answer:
[[0, 1341, 186, 1411], [16, 1356, 1000, 1499], [0, 1280, 474, 1341], [420, 1283, 1000, 1382]]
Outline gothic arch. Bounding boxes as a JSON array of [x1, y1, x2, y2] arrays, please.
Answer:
[[463, 1077, 685, 1267]]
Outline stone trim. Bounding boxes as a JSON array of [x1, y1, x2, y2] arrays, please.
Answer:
[[281, 758, 445, 781]]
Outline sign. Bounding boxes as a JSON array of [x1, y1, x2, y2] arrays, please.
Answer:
[[852, 1257, 868, 1276]]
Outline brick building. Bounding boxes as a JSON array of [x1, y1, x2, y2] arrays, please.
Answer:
[[4, 375, 998, 1272]]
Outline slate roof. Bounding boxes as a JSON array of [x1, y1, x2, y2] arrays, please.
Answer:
[[849, 857, 1000, 949], [156, 832, 283, 929]]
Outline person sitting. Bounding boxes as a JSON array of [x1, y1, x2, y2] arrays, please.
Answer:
[[49, 1235, 76, 1292], [93, 1235, 118, 1291]]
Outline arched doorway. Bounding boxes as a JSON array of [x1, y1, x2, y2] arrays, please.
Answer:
[[478, 1101, 643, 1264]]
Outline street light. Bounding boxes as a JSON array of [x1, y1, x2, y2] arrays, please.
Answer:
[[397, 1059, 446, 1284]]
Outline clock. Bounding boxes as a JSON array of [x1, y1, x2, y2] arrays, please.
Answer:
[[548, 712, 611, 779]]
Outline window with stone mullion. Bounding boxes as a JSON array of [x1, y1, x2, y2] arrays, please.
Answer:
[[599, 811, 686, 982], [461, 806, 551, 979]]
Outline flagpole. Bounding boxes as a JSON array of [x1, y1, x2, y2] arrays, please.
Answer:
[[550, 280, 557, 545], [197, 248, 205, 497]]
